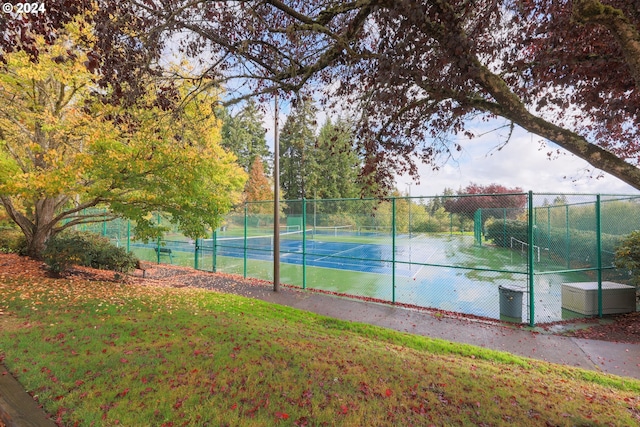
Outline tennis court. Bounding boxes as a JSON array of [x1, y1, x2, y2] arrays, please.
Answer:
[[126, 228, 596, 324], [111, 193, 639, 326], [194, 230, 595, 324], [209, 231, 475, 273], [210, 231, 404, 276], [208, 231, 530, 275]]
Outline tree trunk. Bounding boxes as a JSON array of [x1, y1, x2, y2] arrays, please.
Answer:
[[25, 228, 52, 260], [1, 196, 58, 260], [28, 198, 59, 259]]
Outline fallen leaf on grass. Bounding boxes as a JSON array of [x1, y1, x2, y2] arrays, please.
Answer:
[[275, 412, 289, 420]]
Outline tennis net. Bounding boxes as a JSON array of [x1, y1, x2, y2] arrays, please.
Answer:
[[313, 225, 354, 237], [510, 237, 546, 262], [200, 229, 312, 253]]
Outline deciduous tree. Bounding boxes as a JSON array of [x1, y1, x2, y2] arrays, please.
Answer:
[[244, 157, 273, 214], [0, 19, 246, 258], [444, 183, 527, 223], [11, 2, 640, 193], [92, 0, 640, 193]]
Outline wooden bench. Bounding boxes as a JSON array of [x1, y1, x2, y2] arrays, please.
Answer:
[[154, 247, 173, 263]]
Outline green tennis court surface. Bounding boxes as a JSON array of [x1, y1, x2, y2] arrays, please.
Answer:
[[188, 232, 592, 324]]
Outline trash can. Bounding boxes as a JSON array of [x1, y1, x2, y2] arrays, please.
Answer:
[[499, 285, 523, 319]]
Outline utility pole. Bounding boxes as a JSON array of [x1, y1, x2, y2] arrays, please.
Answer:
[[273, 92, 280, 292], [407, 183, 412, 239]]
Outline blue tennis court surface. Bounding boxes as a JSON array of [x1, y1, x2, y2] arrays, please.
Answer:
[[129, 233, 595, 323], [209, 236, 444, 278]]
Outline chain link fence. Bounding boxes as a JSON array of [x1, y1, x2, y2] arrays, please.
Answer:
[[89, 193, 640, 326]]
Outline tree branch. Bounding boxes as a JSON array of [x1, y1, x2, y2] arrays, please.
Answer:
[[572, 0, 640, 87], [0, 196, 34, 238], [466, 67, 640, 189]]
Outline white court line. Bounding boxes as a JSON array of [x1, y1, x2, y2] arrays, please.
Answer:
[[313, 244, 367, 263], [411, 248, 439, 279]]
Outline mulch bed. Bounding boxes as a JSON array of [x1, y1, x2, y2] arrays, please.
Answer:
[[1, 253, 639, 344], [560, 311, 640, 344]]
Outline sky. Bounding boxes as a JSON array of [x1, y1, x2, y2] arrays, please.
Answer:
[[259, 103, 639, 198]]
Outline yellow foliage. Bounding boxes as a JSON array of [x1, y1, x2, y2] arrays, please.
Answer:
[[0, 11, 246, 243]]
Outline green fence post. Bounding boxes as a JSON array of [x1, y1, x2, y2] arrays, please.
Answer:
[[102, 208, 107, 236], [547, 206, 551, 261], [212, 229, 217, 273], [194, 238, 199, 270], [596, 195, 603, 318], [392, 197, 396, 303], [126, 220, 130, 253], [156, 212, 161, 264], [302, 198, 307, 289], [565, 205, 570, 269], [243, 204, 248, 279], [502, 208, 507, 247], [528, 191, 535, 327], [450, 213, 453, 235], [474, 209, 482, 246], [408, 195, 412, 238]]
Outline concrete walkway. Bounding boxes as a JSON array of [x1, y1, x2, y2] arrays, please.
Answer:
[[1, 279, 639, 426], [0, 365, 56, 427]]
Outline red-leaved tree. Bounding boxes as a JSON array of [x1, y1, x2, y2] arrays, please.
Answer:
[[444, 184, 527, 222]]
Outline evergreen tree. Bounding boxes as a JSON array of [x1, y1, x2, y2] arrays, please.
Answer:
[[220, 100, 272, 174], [309, 119, 361, 200], [279, 98, 318, 203]]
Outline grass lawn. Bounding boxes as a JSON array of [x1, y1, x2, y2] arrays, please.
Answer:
[[1, 260, 639, 426]]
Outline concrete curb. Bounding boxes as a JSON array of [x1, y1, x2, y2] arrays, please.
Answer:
[[0, 364, 56, 427]]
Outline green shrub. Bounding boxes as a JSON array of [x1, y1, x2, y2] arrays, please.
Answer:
[[413, 219, 447, 233], [614, 231, 640, 286], [485, 219, 528, 247], [534, 227, 621, 266], [43, 231, 138, 274], [0, 228, 26, 254], [87, 234, 138, 272], [43, 232, 92, 274]]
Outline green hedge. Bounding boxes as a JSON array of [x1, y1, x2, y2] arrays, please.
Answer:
[[536, 227, 621, 266], [612, 231, 640, 286], [485, 220, 528, 248], [485, 220, 621, 267]]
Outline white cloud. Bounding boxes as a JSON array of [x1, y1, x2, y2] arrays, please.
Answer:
[[400, 123, 639, 197]]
